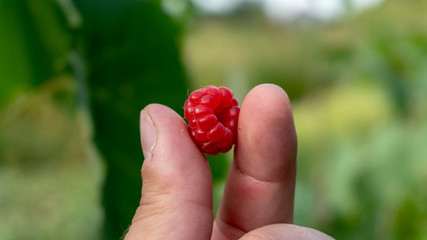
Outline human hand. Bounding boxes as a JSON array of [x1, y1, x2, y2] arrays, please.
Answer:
[[124, 84, 333, 240]]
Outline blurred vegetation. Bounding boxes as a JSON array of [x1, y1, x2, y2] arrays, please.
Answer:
[[72, 1, 189, 238], [1, 0, 427, 239], [1, 0, 189, 239], [185, 1, 427, 239]]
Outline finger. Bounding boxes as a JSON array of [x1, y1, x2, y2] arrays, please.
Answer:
[[213, 84, 298, 239], [125, 104, 213, 240], [240, 224, 334, 240]]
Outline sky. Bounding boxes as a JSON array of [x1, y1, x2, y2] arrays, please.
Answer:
[[190, 0, 385, 21]]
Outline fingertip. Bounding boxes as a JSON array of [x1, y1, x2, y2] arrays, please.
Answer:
[[250, 83, 291, 100], [237, 83, 297, 182], [241, 84, 294, 130], [240, 224, 335, 240], [128, 104, 214, 239], [212, 84, 298, 238], [140, 103, 207, 179]]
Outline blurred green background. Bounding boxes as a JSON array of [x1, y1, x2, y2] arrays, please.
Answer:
[[1, 0, 426, 239]]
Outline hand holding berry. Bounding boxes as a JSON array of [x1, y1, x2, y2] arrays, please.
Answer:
[[126, 84, 333, 240]]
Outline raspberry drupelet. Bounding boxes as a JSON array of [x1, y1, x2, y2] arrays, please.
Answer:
[[184, 86, 240, 155]]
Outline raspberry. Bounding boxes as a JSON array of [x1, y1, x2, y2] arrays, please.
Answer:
[[184, 86, 240, 155]]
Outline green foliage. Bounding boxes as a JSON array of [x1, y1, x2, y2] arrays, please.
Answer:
[[1, 0, 427, 239], [184, 1, 427, 239], [293, 84, 427, 239], [73, 0, 189, 239], [1, 0, 189, 239], [0, 0, 71, 108], [0, 77, 103, 240]]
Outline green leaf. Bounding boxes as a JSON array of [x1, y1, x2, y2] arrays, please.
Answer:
[[0, 0, 71, 108], [74, 1, 189, 239]]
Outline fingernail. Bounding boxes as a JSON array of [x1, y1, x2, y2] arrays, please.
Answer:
[[140, 110, 157, 160]]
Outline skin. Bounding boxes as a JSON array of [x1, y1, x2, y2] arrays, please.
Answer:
[[124, 84, 334, 240]]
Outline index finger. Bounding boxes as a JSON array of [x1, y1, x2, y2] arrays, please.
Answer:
[[212, 84, 298, 239]]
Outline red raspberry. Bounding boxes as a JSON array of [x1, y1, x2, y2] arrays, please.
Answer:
[[184, 86, 240, 155]]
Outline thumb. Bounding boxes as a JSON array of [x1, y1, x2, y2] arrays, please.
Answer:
[[240, 224, 334, 240], [124, 104, 213, 240]]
